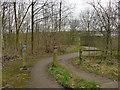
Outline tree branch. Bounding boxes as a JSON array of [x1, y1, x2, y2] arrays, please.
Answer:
[[18, 3, 32, 30]]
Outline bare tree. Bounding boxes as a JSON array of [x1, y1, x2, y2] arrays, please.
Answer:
[[31, 1, 34, 54], [13, 2, 32, 53], [69, 19, 79, 45], [88, 1, 117, 56], [118, 1, 120, 58]]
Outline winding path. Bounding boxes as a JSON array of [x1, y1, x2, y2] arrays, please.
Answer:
[[28, 47, 118, 88]]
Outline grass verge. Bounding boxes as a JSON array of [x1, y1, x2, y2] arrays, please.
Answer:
[[74, 77, 100, 88], [72, 56, 118, 80], [48, 62, 100, 88], [2, 56, 50, 88]]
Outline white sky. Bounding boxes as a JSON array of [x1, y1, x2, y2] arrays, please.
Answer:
[[1, 0, 118, 19], [66, 0, 116, 18]]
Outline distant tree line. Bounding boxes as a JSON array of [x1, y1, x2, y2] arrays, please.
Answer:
[[0, 0, 118, 59]]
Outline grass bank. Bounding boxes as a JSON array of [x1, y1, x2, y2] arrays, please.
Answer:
[[72, 56, 118, 80], [48, 63, 100, 88]]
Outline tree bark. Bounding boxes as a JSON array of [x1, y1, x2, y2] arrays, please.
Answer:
[[14, 2, 19, 51], [2, 4, 6, 51], [58, 0, 62, 51], [59, 0, 62, 32], [31, 1, 34, 54], [118, 1, 120, 61]]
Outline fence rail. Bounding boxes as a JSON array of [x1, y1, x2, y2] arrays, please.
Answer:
[[83, 50, 101, 51], [82, 49, 118, 52]]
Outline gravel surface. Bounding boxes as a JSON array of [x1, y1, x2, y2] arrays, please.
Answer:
[[29, 47, 118, 88]]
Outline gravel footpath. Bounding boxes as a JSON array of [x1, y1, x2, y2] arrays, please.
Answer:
[[29, 47, 118, 88]]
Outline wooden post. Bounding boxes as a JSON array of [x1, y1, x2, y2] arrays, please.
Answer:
[[101, 49, 106, 60], [101, 50, 104, 60], [53, 46, 58, 67], [79, 49, 82, 60], [23, 45, 27, 70]]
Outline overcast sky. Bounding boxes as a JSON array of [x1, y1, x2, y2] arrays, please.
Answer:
[[1, 0, 117, 19], [65, 0, 117, 18]]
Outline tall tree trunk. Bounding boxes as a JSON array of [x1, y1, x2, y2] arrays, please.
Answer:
[[54, 15, 58, 46], [31, 1, 34, 54], [2, 5, 5, 54], [26, 21, 29, 43], [106, 32, 110, 56], [44, 9, 48, 53], [0, 9, 3, 58], [105, 18, 111, 56], [59, 0, 62, 32], [9, 4, 11, 34], [58, 0, 62, 51], [118, 1, 120, 61], [14, 2, 19, 52], [8, 4, 11, 54]]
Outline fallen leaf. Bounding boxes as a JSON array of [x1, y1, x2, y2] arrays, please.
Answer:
[[80, 86, 85, 88]]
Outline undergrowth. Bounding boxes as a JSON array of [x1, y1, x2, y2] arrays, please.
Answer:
[[48, 62, 100, 89], [72, 56, 118, 80], [2, 56, 49, 88]]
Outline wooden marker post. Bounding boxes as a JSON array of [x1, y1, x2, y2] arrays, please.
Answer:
[[101, 49, 106, 60], [53, 46, 58, 67], [101, 50, 104, 60], [79, 49, 82, 61], [23, 45, 27, 70]]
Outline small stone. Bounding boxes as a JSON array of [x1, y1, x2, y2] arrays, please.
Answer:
[[80, 86, 85, 88], [96, 85, 100, 87]]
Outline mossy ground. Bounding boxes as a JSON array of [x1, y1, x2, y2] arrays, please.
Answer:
[[2, 56, 50, 88]]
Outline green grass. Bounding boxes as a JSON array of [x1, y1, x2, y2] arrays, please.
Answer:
[[2, 56, 49, 88], [75, 77, 99, 88], [48, 62, 100, 88], [48, 63, 72, 88], [72, 56, 118, 80]]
